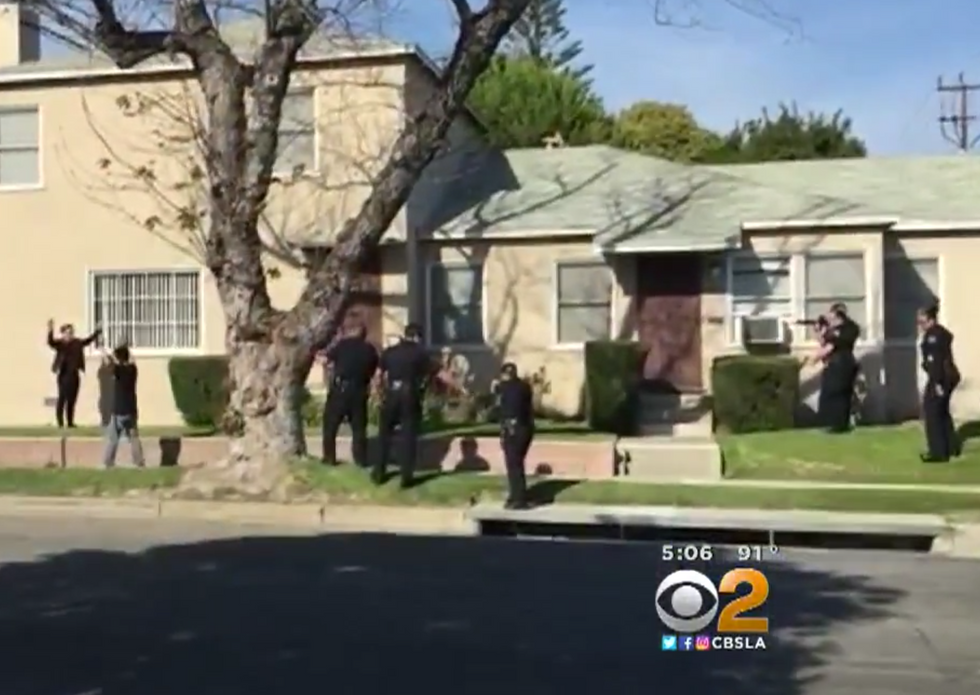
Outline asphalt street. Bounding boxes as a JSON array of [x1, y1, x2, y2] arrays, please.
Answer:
[[0, 514, 978, 695]]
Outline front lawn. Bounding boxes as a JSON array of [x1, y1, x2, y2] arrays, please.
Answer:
[[0, 464, 978, 515], [720, 423, 980, 486]]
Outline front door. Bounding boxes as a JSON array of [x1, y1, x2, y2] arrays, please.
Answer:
[[636, 253, 703, 391]]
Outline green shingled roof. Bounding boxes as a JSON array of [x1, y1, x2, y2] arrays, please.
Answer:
[[422, 145, 980, 251]]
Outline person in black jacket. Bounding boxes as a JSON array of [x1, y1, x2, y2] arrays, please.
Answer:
[[372, 324, 431, 488], [321, 323, 379, 468], [815, 304, 860, 433], [47, 319, 101, 428], [918, 303, 961, 462], [496, 362, 535, 510]]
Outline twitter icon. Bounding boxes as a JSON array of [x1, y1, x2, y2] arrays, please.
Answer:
[[661, 635, 677, 651]]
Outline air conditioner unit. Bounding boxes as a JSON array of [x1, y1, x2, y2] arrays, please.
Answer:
[[740, 316, 786, 345]]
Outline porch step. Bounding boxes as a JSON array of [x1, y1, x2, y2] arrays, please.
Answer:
[[615, 435, 722, 482], [637, 391, 713, 430]]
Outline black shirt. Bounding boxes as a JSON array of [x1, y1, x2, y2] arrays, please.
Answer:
[[921, 323, 959, 388], [827, 318, 859, 362], [380, 340, 431, 387], [326, 337, 379, 387], [497, 378, 534, 426], [111, 362, 139, 416], [48, 330, 100, 376]]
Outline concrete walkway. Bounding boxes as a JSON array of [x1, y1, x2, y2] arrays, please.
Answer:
[[670, 477, 980, 494]]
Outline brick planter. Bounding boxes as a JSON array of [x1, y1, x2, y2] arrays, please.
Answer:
[[0, 435, 617, 479]]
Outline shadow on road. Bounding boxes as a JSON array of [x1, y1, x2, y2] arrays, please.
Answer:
[[0, 533, 904, 694]]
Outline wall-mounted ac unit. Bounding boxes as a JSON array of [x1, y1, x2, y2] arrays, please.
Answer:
[[740, 316, 786, 345]]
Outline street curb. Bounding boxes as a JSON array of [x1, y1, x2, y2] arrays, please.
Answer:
[[0, 496, 479, 537]]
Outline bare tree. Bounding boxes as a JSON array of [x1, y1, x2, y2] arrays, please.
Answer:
[[34, 0, 531, 496]]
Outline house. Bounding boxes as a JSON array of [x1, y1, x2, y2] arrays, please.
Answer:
[[2, 1, 979, 428]]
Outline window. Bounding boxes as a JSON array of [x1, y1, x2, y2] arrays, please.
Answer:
[[0, 107, 40, 187], [275, 89, 316, 174], [427, 263, 484, 346], [729, 255, 792, 318], [803, 253, 867, 336], [91, 271, 201, 350], [555, 261, 612, 344], [884, 256, 939, 341]]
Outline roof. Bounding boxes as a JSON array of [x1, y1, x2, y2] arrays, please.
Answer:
[[419, 145, 980, 252], [0, 18, 436, 83]]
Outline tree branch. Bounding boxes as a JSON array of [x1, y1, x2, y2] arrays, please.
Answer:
[[85, 0, 173, 68], [449, 0, 474, 22], [291, 0, 532, 347]]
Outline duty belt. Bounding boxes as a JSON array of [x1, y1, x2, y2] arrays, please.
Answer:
[[501, 418, 520, 435]]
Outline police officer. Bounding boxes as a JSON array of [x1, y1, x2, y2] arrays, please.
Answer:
[[321, 323, 379, 468], [372, 323, 431, 488], [819, 303, 860, 433], [496, 362, 535, 510], [918, 303, 961, 462]]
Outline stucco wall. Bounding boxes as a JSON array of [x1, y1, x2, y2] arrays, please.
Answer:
[[0, 58, 421, 426], [418, 238, 632, 416]]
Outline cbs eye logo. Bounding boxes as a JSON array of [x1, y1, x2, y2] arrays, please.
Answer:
[[655, 568, 769, 633]]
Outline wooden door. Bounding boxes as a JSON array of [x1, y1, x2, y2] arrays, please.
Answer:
[[635, 253, 703, 392]]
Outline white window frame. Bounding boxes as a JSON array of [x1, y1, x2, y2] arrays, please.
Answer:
[[883, 253, 944, 346], [725, 252, 795, 346], [552, 259, 615, 349], [0, 105, 42, 191], [85, 268, 205, 356], [424, 260, 487, 349], [799, 251, 872, 347], [274, 87, 318, 177]]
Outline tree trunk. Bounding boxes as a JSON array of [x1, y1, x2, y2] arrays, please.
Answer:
[[179, 327, 314, 500]]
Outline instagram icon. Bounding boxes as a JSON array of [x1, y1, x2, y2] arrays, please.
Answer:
[[695, 636, 711, 651]]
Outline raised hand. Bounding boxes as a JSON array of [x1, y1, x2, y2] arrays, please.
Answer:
[[47, 318, 54, 332]]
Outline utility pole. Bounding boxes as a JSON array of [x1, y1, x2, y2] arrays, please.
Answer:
[[937, 73, 980, 151]]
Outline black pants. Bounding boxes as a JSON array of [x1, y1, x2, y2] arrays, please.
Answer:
[[374, 387, 420, 484], [923, 383, 958, 460], [820, 361, 856, 432], [501, 423, 533, 504], [322, 381, 369, 466], [56, 372, 81, 428]]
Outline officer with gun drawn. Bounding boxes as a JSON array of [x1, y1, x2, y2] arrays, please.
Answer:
[[805, 303, 859, 432], [918, 302, 961, 462], [321, 323, 378, 468], [372, 323, 431, 488], [495, 362, 535, 510]]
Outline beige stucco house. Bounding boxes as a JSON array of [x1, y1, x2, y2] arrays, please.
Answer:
[[2, 3, 979, 429]]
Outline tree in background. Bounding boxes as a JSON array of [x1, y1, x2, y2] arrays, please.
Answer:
[[611, 100, 721, 162], [503, 0, 590, 79], [700, 103, 868, 163], [32, 0, 532, 496], [468, 56, 610, 149]]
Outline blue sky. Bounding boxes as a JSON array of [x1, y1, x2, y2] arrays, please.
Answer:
[[384, 0, 980, 155]]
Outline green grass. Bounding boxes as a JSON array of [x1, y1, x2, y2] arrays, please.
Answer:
[[293, 463, 980, 514], [0, 420, 607, 441], [720, 423, 980, 485], [1, 462, 978, 514], [0, 467, 181, 496]]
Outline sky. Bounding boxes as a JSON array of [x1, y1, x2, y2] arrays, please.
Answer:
[[382, 0, 980, 156]]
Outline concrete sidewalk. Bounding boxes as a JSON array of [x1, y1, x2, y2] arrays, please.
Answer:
[[668, 477, 980, 494], [0, 494, 979, 557]]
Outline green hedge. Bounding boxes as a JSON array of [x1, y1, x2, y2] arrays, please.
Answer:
[[168, 356, 230, 429], [584, 340, 641, 435], [712, 355, 800, 433]]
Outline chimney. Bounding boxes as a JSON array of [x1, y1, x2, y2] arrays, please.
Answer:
[[0, 1, 41, 67]]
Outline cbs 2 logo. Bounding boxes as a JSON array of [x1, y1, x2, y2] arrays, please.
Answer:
[[655, 568, 769, 633]]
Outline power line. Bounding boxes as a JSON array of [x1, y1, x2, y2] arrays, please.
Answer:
[[937, 73, 980, 151]]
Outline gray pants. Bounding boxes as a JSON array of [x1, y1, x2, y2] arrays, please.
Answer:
[[103, 414, 145, 468]]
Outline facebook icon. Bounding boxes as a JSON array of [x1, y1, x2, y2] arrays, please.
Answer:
[[679, 636, 694, 651]]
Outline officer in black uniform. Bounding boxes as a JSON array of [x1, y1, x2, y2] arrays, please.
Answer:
[[496, 362, 535, 510], [819, 303, 860, 433], [918, 303, 961, 462], [372, 323, 431, 488], [321, 323, 379, 468]]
